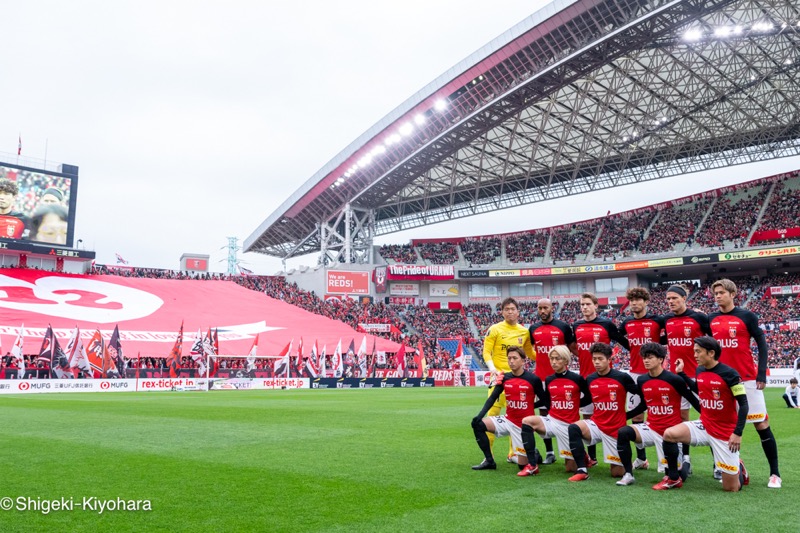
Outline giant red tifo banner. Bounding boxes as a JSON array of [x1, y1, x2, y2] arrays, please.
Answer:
[[750, 227, 800, 245], [0, 269, 403, 356]]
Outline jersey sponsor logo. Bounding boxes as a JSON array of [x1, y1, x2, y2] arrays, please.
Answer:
[[628, 337, 650, 346], [668, 337, 693, 347], [552, 400, 575, 410], [746, 412, 766, 421], [717, 461, 738, 474], [606, 454, 621, 463], [718, 338, 739, 348], [536, 345, 550, 355], [649, 405, 674, 416], [577, 342, 595, 351], [507, 400, 529, 410], [595, 401, 619, 411], [700, 398, 724, 410]]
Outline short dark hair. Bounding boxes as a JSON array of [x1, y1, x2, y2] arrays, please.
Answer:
[[0, 179, 19, 196], [694, 336, 722, 361], [589, 342, 612, 358], [501, 297, 519, 311], [790, 378, 798, 385], [506, 346, 526, 360], [640, 342, 666, 359]]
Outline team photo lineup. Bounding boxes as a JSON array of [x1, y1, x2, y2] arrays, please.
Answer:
[[472, 281, 781, 492]]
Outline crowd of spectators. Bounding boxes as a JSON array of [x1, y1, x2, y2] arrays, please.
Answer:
[[461, 237, 501, 266], [695, 185, 769, 248], [754, 178, 800, 243], [506, 232, 548, 263], [416, 242, 460, 264], [593, 210, 656, 259], [378, 244, 417, 264], [638, 199, 712, 254], [549, 221, 603, 262], [764, 328, 800, 368]]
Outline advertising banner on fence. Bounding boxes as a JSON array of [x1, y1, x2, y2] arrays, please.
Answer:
[[390, 283, 419, 296], [309, 377, 434, 389]]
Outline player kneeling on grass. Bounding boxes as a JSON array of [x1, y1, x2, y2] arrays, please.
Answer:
[[471, 346, 548, 472], [615, 342, 701, 486], [567, 342, 644, 482], [518, 345, 591, 476], [658, 336, 749, 492]]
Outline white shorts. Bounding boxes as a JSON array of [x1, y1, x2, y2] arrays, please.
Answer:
[[685, 420, 739, 475], [489, 416, 525, 458], [632, 422, 682, 473], [580, 404, 594, 416], [540, 416, 572, 460], [583, 420, 622, 466], [743, 380, 767, 423]]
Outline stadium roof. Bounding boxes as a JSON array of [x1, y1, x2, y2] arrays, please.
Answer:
[[246, 0, 800, 260]]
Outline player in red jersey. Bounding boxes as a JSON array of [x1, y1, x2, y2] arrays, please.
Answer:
[[528, 298, 577, 465], [618, 286, 666, 469], [709, 279, 781, 488], [662, 284, 710, 472], [572, 293, 628, 465], [659, 337, 749, 492], [566, 342, 642, 482], [470, 347, 548, 471], [614, 342, 701, 486], [518, 345, 590, 476]]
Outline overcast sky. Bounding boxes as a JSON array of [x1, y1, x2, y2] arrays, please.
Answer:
[[4, 1, 800, 275]]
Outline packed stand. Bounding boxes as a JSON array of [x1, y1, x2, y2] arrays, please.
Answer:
[[416, 242, 460, 264], [506, 231, 549, 263], [747, 273, 800, 323], [403, 306, 477, 347], [593, 210, 656, 259], [378, 244, 417, 264], [695, 185, 768, 248], [466, 303, 498, 336], [461, 237, 501, 266], [763, 328, 800, 368], [549, 221, 602, 262], [753, 178, 800, 243], [638, 199, 712, 254]]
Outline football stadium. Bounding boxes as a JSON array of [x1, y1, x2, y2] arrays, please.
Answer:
[[3, 0, 800, 531]]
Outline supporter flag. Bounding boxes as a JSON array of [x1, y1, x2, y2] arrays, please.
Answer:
[[36, 325, 54, 366], [305, 340, 319, 378], [319, 344, 327, 378], [390, 324, 402, 337], [115, 253, 129, 265], [246, 334, 258, 373], [65, 327, 91, 378], [357, 336, 368, 377], [417, 339, 428, 379], [166, 322, 184, 378], [345, 339, 356, 378], [369, 337, 377, 377], [238, 265, 254, 276], [104, 325, 124, 378], [455, 339, 464, 366], [394, 344, 407, 378], [11, 324, 25, 379], [38, 325, 70, 379], [18, 134, 22, 156], [84, 329, 106, 377], [332, 338, 343, 378], [274, 339, 292, 377], [190, 329, 207, 376], [294, 337, 304, 378], [202, 328, 218, 377]]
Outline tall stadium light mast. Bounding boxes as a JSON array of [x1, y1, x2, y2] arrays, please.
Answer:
[[226, 237, 241, 275]]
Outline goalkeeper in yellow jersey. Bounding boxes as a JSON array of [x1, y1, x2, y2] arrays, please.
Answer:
[[483, 297, 534, 462]]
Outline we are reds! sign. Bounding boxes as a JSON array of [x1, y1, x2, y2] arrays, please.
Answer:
[[326, 270, 369, 294]]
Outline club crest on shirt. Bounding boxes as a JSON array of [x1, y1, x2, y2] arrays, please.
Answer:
[[662, 393, 670, 405], [552, 334, 560, 345], [593, 331, 601, 342], [644, 326, 651, 337], [518, 337, 523, 344], [609, 390, 617, 402], [712, 389, 721, 400], [729, 326, 737, 338], [684, 326, 692, 337], [565, 389, 573, 401], [520, 391, 527, 402]]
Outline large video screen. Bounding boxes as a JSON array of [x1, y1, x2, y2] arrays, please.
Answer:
[[0, 163, 78, 247]]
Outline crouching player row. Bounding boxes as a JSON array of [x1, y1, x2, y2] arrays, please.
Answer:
[[470, 347, 549, 471]]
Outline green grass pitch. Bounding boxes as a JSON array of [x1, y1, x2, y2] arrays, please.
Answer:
[[0, 387, 797, 532]]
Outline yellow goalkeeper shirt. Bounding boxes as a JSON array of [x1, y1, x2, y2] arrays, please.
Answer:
[[483, 321, 533, 372]]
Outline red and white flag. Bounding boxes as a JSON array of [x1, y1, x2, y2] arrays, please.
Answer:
[[246, 334, 259, 373], [274, 339, 292, 377], [332, 338, 343, 378], [64, 327, 91, 377], [190, 329, 207, 376], [11, 324, 25, 379], [357, 336, 368, 377], [295, 337, 304, 378], [304, 340, 319, 378], [395, 344, 407, 377], [319, 344, 327, 377]]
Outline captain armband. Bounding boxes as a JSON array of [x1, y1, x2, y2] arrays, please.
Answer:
[[731, 383, 746, 396]]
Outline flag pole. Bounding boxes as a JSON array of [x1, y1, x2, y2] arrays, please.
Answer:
[[205, 349, 210, 392]]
